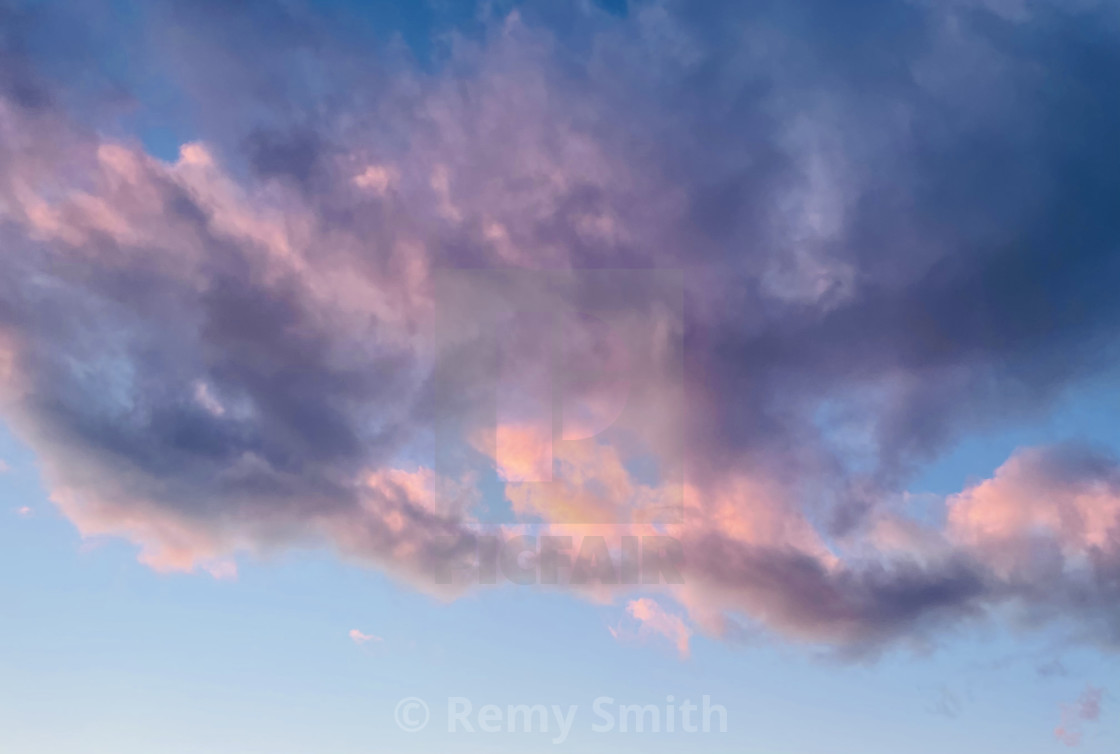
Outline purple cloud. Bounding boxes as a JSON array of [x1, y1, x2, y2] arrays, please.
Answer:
[[1, 0, 1120, 655]]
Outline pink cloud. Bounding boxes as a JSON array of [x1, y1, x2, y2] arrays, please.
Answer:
[[349, 629, 382, 646], [49, 486, 239, 580], [616, 598, 692, 659], [948, 446, 1120, 582], [950, 448, 1120, 553], [1055, 685, 1105, 747]]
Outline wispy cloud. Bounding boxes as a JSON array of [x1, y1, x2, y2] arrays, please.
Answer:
[[1055, 685, 1105, 747], [349, 629, 382, 646], [612, 598, 692, 659]]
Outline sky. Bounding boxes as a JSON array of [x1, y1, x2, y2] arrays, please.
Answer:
[[1, 0, 1120, 751]]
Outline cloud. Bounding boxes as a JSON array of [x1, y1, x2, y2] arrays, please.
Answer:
[[1055, 685, 1105, 747], [612, 598, 692, 659], [0, 0, 1119, 656], [949, 445, 1120, 559], [349, 629, 382, 646], [673, 442, 1120, 654], [0, 459, 9, 473], [1038, 659, 1069, 678]]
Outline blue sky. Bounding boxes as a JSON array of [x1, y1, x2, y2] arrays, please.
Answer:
[[2, 0, 1120, 751]]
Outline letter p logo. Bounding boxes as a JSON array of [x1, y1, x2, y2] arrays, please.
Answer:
[[433, 270, 682, 524]]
